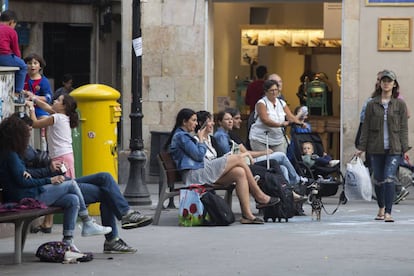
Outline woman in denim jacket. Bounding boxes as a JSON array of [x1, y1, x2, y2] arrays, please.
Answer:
[[356, 70, 409, 223], [165, 108, 279, 224]]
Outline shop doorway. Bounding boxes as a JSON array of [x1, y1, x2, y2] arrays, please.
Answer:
[[43, 23, 92, 91], [212, 1, 342, 159]]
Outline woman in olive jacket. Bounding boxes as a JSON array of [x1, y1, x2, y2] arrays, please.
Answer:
[[356, 70, 409, 223]]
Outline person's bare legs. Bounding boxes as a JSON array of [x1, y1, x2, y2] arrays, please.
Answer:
[[42, 214, 54, 228], [215, 155, 273, 220], [218, 154, 270, 204], [216, 166, 256, 220]]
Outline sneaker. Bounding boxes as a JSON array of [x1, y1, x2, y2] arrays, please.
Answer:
[[81, 219, 112, 237], [329, 160, 340, 167], [300, 176, 309, 183], [104, 238, 137, 254], [121, 211, 153, 229], [63, 238, 81, 253]]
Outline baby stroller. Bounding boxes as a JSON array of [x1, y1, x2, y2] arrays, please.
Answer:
[[287, 131, 346, 220]]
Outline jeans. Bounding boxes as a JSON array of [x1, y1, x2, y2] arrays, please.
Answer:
[[77, 172, 130, 241], [36, 180, 88, 237], [370, 153, 401, 214], [254, 151, 300, 185], [0, 54, 27, 92]]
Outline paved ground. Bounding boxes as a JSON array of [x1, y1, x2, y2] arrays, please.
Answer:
[[1, 183, 414, 276]]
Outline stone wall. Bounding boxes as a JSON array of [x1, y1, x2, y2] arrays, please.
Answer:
[[0, 68, 18, 237], [120, 0, 207, 182]]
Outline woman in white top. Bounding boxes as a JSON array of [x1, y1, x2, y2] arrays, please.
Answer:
[[249, 79, 303, 153], [26, 94, 79, 178]]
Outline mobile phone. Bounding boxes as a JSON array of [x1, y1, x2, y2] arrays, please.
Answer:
[[60, 163, 67, 174], [200, 121, 208, 130]]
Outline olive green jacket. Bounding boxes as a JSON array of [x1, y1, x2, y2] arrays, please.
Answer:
[[358, 96, 409, 155]]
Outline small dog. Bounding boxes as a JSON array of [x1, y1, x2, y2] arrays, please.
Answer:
[[308, 182, 322, 221]]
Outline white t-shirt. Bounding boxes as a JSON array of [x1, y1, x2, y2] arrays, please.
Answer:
[[249, 96, 286, 146], [47, 113, 73, 158]]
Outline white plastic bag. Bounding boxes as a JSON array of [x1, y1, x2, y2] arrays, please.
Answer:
[[345, 156, 372, 201]]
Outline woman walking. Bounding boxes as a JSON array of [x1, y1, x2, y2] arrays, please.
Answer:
[[356, 70, 409, 222]]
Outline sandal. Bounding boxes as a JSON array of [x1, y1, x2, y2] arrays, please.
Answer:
[[375, 208, 385, 221], [240, 216, 264, 224], [256, 197, 280, 209], [384, 213, 394, 223], [30, 225, 52, 234]]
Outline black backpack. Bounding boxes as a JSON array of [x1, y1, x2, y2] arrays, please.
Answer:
[[201, 190, 235, 226], [262, 168, 295, 222]]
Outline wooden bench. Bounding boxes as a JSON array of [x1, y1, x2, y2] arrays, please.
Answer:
[[0, 189, 62, 264], [153, 151, 235, 225]]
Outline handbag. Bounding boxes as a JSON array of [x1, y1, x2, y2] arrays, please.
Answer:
[[36, 241, 93, 263], [178, 184, 206, 226], [201, 190, 235, 226], [345, 156, 372, 201]]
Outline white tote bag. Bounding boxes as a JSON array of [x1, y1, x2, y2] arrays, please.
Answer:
[[345, 156, 372, 201]]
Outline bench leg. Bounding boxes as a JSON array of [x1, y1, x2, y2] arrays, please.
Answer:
[[224, 189, 233, 208], [14, 220, 25, 264], [153, 182, 179, 225]]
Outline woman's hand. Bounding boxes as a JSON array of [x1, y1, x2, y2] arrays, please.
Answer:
[[264, 148, 273, 155], [50, 160, 62, 173], [197, 126, 208, 142], [25, 100, 34, 109], [355, 149, 364, 157], [50, 175, 65, 184], [241, 152, 254, 165], [23, 90, 35, 100]]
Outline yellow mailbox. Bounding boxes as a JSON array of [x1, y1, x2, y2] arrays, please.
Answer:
[[71, 84, 121, 215]]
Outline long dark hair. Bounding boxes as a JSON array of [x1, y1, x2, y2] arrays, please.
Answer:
[[62, 94, 79, 128], [163, 108, 196, 151], [0, 113, 31, 156], [371, 79, 400, 99], [195, 110, 212, 133]]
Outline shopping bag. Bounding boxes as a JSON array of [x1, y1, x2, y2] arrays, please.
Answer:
[[178, 184, 205, 226], [345, 156, 372, 201]]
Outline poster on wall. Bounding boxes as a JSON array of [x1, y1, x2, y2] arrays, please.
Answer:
[[378, 18, 412, 51], [241, 45, 258, 66], [308, 30, 325, 47], [274, 30, 291, 47], [258, 30, 275, 46], [291, 30, 308, 47], [366, 0, 414, 6], [241, 30, 259, 46]]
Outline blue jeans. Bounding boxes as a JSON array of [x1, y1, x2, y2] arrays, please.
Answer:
[[0, 54, 27, 92], [36, 180, 88, 237], [370, 153, 401, 214], [255, 152, 300, 185], [77, 172, 130, 241]]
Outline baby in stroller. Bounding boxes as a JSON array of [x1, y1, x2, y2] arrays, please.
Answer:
[[301, 142, 340, 168], [288, 126, 346, 220]]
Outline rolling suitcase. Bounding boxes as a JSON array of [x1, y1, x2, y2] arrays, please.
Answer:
[[261, 131, 295, 222]]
